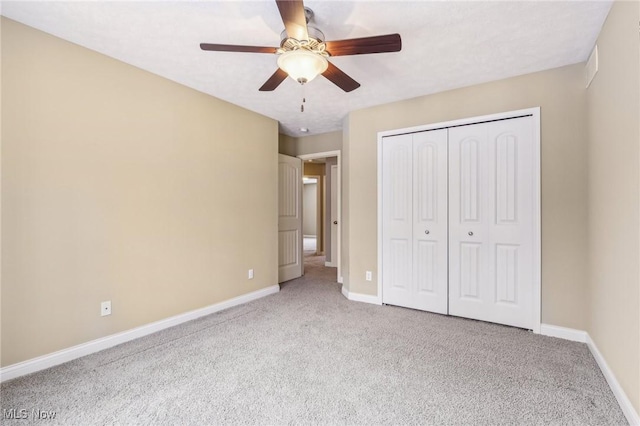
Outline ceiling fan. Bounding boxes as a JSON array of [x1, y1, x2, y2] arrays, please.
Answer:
[[200, 0, 402, 92]]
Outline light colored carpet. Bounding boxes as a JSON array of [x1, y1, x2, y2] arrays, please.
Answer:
[[1, 254, 626, 425]]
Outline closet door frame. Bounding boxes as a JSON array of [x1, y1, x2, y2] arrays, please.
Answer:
[[377, 107, 541, 333]]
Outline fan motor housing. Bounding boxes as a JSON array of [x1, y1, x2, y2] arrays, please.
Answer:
[[280, 26, 326, 52]]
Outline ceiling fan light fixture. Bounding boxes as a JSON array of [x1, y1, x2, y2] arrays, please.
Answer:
[[277, 49, 328, 84]]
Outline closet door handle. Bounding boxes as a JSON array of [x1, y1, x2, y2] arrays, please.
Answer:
[[333, 221, 338, 225], [468, 231, 474, 236], [425, 230, 430, 235]]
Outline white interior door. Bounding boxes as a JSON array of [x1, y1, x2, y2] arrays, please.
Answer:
[[329, 165, 338, 267], [448, 117, 534, 329], [278, 154, 303, 283], [382, 130, 448, 313]]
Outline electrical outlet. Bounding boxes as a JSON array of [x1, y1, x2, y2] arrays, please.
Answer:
[[248, 269, 254, 279], [101, 301, 112, 317], [366, 271, 372, 281]]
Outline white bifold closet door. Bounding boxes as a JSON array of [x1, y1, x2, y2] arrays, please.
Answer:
[[381, 116, 535, 329], [381, 129, 448, 314], [448, 117, 534, 329]]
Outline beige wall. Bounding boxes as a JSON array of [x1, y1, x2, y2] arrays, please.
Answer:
[[303, 183, 318, 236], [278, 133, 296, 157], [303, 162, 325, 176], [295, 131, 342, 156], [587, 0, 640, 413], [278, 131, 342, 157], [1, 19, 278, 366], [344, 63, 588, 329]]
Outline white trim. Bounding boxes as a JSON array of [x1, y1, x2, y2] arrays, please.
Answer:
[[540, 323, 587, 343], [0, 285, 280, 383], [377, 107, 541, 333], [377, 127, 384, 310], [587, 334, 640, 426], [298, 151, 341, 161], [377, 107, 541, 139], [325, 261, 337, 267], [512, 324, 639, 425], [585, 45, 599, 88], [531, 108, 541, 334], [326, 164, 339, 268], [337, 163, 341, 285], [341, 286, 383, 305], [348, 291, 382, 305]]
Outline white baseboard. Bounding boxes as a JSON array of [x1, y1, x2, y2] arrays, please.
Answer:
[[0, 285, 280, 383], [340, 286, 382, 305], [541, 323, 638, 425], [540, 323, 588, 343], [341, 285, 349, 299], [587, 335, 639, 425], [325, 261, 337, 267]]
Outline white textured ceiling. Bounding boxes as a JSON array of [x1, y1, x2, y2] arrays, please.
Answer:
[[1, 1, 612, 136]]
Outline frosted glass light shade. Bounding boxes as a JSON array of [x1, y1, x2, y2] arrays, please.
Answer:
[[277, 50, 328, 84]]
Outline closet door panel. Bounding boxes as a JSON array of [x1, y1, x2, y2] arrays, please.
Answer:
[[412, 130, 448, 314], [449, 124, 491, 321], [449, 117, 534, 329], [486, 117, 534, 328], [382, 134, 414, 308]]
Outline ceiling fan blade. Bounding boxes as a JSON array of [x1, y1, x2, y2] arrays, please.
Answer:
[[324, 34, 402, 57], [200, 43, 277, 54], [259, 68, 289, 91], [275, 0, 309, 41], [322, 62, 360, 92]]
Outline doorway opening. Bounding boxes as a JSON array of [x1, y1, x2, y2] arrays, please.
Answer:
[[299, 151, 341, 283], [303, 176, 320, 255]]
